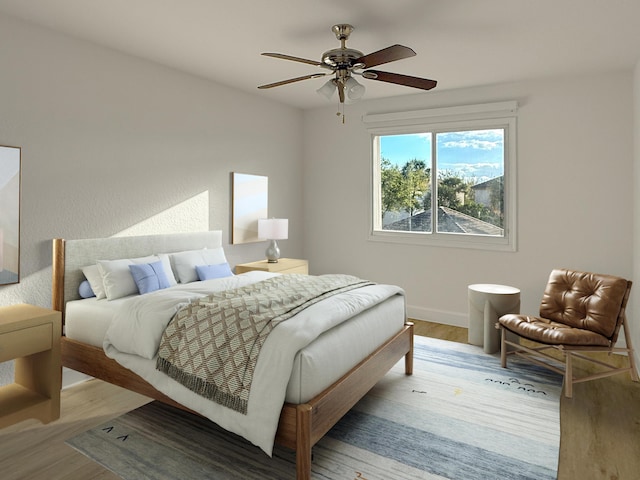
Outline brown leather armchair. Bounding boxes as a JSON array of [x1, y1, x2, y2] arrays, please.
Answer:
[[497, 268, 638, 397]]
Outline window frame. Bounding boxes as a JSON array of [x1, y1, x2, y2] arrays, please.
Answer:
[[365, 102, 518, 252]]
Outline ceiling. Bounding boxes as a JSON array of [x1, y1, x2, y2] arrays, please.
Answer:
[[1, 0, 639, 109]]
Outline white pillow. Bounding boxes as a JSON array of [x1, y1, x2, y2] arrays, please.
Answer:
[[81, 264, 106, 300], [97, 255, 159, 300], [170, 247, 228, 283], [156, 253, 178, 286]]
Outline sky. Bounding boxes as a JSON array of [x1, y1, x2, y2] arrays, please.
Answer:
[[379, 129, 504, 184]]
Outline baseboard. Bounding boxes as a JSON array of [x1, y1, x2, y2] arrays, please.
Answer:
[[406, 305, 467, 328]]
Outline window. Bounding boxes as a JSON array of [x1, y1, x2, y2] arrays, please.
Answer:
[[366, 102, 517, 251]]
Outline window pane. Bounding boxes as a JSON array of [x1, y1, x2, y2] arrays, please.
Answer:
[[379, 134, 432, 233], [435, 129, 504, 236]]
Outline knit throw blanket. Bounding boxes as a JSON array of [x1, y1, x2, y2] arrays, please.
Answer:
[[156, 274, 373, 414]]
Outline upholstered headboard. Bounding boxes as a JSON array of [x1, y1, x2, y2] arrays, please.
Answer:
[[52, 230, 222, 316]]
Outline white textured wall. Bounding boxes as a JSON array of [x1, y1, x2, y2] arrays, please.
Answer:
[[303, 72, 635, 328], [633, 58, 640, 367], [0, 14, 304, 309], [0, 16, 303, 379]]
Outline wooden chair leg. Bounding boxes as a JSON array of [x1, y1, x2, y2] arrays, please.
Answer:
[[629, 353, 639, 382], [565, 353, 573, 398], [622, 318, 639, 382]]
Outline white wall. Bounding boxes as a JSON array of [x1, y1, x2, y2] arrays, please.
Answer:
[[0, 14, 304, 311], [302, 72, 634, 328], [633, 58, 640, 367]]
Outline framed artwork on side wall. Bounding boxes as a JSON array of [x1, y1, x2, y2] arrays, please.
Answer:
[[231, 172, 268, 244], [0, 145, 21, 285]]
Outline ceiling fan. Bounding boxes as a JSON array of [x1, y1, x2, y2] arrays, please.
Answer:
[[258, 24, 437, 105]]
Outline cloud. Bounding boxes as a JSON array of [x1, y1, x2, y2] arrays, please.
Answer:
[[439, 161, 503, 183], [438, 130, 503, 151]]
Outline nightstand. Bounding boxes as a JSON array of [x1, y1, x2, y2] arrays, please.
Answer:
[[0, 304, 62, 428], [235, 258, 309, 275]]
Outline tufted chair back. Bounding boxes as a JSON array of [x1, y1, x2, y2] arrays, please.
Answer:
[[539, 269, 630, 342]]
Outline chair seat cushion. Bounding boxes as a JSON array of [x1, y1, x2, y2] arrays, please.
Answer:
[[499, 314, 611, 347]]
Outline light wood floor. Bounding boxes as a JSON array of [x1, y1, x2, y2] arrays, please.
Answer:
[[1, 321, 638, 479], [0, 379, 149, 480]]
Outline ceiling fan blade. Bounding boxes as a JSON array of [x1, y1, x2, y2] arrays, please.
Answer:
[[362, 70, 437, 90], [261, 52, 322, 67], [258, 73, 327, 89], [354, 45, 416, 69]]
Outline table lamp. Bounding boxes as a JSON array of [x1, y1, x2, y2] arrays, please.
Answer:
[[258, 218, 288, 263]]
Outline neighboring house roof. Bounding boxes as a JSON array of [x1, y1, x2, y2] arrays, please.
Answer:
[[383, 206, 503, 236], [471, 177, 502, 191]]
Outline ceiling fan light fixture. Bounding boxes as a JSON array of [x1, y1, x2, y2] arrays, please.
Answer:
[[316, 79, 336, 100], [345, 76, 365, 100], [258, 23, 437, 109]]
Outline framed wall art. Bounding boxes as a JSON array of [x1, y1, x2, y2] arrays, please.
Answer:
[[0, 145, 21, 285], [231, 172, 268, 244]]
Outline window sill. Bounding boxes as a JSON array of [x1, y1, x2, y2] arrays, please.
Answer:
[[369, 230, 516, 252]]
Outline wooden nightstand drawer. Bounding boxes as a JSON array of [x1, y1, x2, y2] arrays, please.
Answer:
[[0, 324, 52, 363], [281, 264, 308, 274], [235, 258, 309, 275]]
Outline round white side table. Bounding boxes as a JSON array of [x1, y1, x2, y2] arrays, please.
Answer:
[[468, 284, 521, 354]]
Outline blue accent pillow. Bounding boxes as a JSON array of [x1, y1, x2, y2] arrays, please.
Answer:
[[79, 280, 96, 298], [196, 262, 233, 281], [129, 261, 171, 295]]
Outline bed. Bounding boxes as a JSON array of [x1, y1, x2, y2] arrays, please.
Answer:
[[51, 231, 413, 480]]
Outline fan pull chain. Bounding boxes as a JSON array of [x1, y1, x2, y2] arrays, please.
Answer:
[[337, 103, 345, 124]]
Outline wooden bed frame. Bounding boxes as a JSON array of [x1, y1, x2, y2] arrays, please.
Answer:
[[51, 234, 413, 480]]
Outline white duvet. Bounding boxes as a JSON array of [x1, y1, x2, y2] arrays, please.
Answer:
[[103, 271, 404, 455]]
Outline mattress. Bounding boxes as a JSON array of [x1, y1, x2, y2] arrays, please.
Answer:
[[65, 287, 405, 404], [65, 296, 131, 346]]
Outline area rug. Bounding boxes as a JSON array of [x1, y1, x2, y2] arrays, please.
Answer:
[[66, 335, 562, 480]]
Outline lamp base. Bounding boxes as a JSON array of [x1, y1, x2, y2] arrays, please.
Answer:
[[265, 239, 280, 263]]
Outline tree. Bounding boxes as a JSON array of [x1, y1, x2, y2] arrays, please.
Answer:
[[437, 171, 468, 209], [380, 158, 405, 216], [489, 176, 504, 224], [400, 159, 429, 230], [380, 158, 430, 230], [401, 160, 429, 214]]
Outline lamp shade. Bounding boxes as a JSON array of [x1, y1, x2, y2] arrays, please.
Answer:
[[258, 218, 288, 240], [316, 79, 336, 100], [345, 76, 365, 100]]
